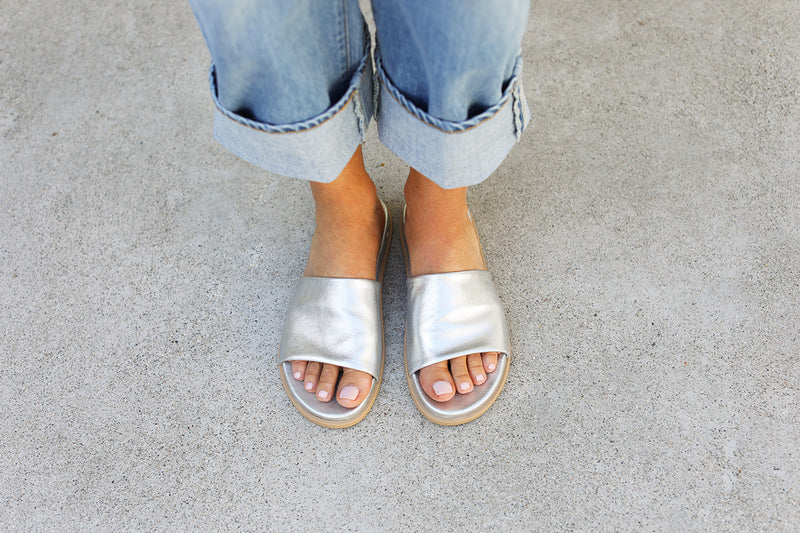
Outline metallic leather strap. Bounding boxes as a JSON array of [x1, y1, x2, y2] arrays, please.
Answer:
[[278, 277, 383, 379], [405, 270, 509, 375]]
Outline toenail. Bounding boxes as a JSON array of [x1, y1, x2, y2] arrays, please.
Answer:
[[304, 382, 313, 391], [293, 371, 302, 380], [476, 374, 485, 383], [487, 362, 496, 371], [460, 382, 470, 391], [317, 390, 329, 400], [339, 385, 359, 401], [433, 381, 453, 396]]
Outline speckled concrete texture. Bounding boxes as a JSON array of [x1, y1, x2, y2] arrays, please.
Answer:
[[1, 0, 798, 531]]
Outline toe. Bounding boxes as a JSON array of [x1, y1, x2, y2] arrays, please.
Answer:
[[336, 368, 373, 408], [467, 353, 487, 385], [291, 361, 307, 381], [449, 355, 474, 394], [303, 361, 321, 393], [419, 361, 456, 402], [482, 352, 499, 374], [315, 363, 340, 402]]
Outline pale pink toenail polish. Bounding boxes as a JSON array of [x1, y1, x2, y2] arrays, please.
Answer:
[[339, 385, 359, 401], [460, 382, 470, 391], [433, 381, 453, 396], [293, 371, 302, 380], [476, 374, 485, 383], [487, 362, 496, 371], [304, 382, 313, 391], [317, 390, 329, 400]]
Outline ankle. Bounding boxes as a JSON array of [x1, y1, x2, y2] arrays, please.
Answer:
[[402, 169, 485, 276], [404, 168, 468, 218], [311, 148, 381, 222], [313, 186, 381, 225]]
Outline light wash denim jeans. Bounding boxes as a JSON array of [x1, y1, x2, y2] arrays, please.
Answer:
[[189, 0, 531, 189]]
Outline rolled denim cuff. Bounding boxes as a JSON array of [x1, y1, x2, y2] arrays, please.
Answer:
[[375, 52, 531, 189], [209, 44, 373, 183]]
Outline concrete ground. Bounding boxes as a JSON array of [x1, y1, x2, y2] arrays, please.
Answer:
[[1, 1, 798, 531]]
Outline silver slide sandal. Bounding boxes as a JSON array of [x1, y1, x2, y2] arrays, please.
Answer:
[[401, 206, 510, 425], [278, 201, 392, 428]]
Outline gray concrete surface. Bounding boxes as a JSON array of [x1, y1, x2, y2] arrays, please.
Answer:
[[1, 0, 799, 531]]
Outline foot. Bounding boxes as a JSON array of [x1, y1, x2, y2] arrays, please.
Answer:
[[289, 147, 384, 409], [403, 168, 501, 403]]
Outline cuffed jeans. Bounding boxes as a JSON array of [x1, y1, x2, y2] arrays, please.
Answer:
[[189, 0, 531, 189]]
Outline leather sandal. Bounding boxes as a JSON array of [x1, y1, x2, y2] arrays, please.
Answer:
[[278, 200, 392, 428], [401, 206, 510, 425]]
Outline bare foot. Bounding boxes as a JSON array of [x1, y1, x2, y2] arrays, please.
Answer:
[[289, 146, 384, 408], [403, 168, 501, 402]]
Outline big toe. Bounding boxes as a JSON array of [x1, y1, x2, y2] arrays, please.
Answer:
[[336, 368, 374, 408], [419, 361, 456, 402]]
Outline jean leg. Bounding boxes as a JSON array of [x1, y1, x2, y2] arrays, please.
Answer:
[[189, 0, 373, 181], [371, 0, 531, 188]]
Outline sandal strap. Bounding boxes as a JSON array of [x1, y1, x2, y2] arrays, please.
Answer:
[[279, 277, 383, 379], [405, 270, 509, 375]]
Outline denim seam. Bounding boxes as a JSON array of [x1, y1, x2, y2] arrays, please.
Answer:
[[353, 91, 366, 140], [372, 39, 382, 120], [520, 76, 532, 130], [208, 41, 371, 135], [512, 55, 529, 140], [340, 0, 351, 81], [375, 51, 524, 134], [351, 19, 372, 140], [512, 83, 523, 140]]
